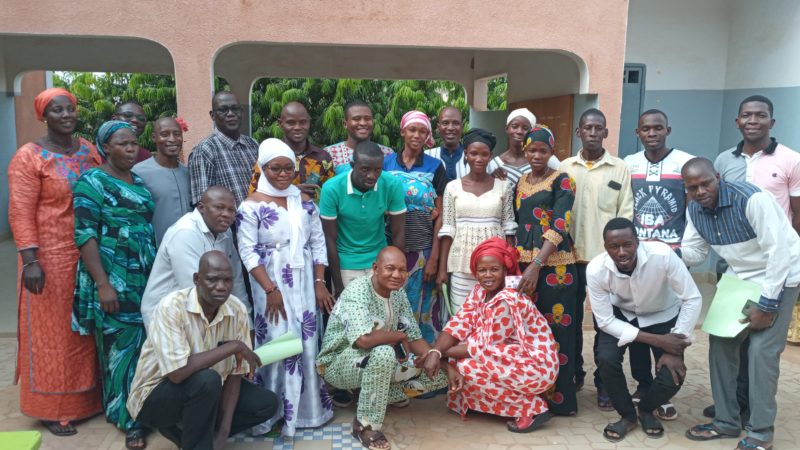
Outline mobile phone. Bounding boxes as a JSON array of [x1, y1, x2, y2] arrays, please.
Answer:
[[742, 300, 776, 328]]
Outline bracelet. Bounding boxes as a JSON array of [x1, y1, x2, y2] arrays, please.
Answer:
[[265, 285, 279, 295], [533, 257, 543, 267], [427, 348, 443, 359], [22, 260, 39, 269], [314, 279, 326, 284]]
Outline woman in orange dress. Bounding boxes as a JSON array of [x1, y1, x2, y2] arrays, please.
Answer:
[[8, 88, 103, 436]]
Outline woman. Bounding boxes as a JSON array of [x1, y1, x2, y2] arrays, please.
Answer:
[[382, 110, 447, 342], [73, 120, 157, 450], [437, 128, 517, 311], [8, 88, 103, 437], [237, 138, 335, 436], [487, 108, 535, 184], [420, 237, 559, 433], [514, 126, 579, 416]]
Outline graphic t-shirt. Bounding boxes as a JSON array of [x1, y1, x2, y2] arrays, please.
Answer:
[[624, 149, 694, 246]]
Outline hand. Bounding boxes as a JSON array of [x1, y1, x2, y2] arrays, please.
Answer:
[[436, 270, 449, 292], [740, 308, 776, 331], [97, 283, 120, 314], [492, 168, 508, 180], [656, 333, 690, 356], [297, 183, 320, 197], [314, 282, 335, 314], [417, 350, 443, 379], [266, 289, 287, 324], [430, 206, 441, 222], [445, 364, 464, 393], [22, 261, 45, 294], [517, 263, 541, 294], [656, 353, 687, 386], [233, 340, 262, 378], [423, 256, 438, 283]]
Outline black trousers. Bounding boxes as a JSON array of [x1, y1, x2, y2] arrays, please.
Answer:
[[137, 369, 278, 450], [595, 307, 683, 422]]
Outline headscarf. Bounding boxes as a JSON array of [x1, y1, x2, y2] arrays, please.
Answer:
[[469, 236, 521, 277], [34, 88, 77, 121], [95, 120, 136, 159], [400, 110, 434, 148], [257, 138, 305, 269], [506, 108, 536, 127], [524, 126, 556, 149], [462, 128, 497, 151]]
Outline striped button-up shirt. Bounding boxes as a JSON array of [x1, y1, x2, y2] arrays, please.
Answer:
[[188, 129, 259, 205], [126, 287, 251, 419]]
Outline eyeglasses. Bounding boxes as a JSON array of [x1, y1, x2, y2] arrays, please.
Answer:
[[215, 105, 243, 115], [266, 166, 295, 174], [118, 111, 147, 122]]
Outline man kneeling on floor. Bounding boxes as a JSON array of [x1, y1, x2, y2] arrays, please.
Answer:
[[587, 218, 702, 442], [127, 251, 277, 450], [316, 246, 458, 450]]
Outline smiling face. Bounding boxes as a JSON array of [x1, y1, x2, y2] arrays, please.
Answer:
[[114, 103, 147, 137], [603, 228, 639, 273], [506, 117, 532, 149], [152, 118, 183, 158], [437, 107, 463, 148], [464, 141, 492, 174], [345, 105, 374, 142], [105, 128, 139, 172], [577, 114, 608, 153], [401, 122, 428, 152], [736, 101, 774, 144], [279, 104, 311, 147], [636, 113, 671, 153], [262, 156, 296, 191], [372, 247, 408, 292], [475, 255, 506, 294], [197, 188, 237, 235], [524, 140, 553, 172], [43, 96, 78, 135]]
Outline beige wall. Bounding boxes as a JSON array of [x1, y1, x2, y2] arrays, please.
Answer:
[[14, 71, 47, 147]]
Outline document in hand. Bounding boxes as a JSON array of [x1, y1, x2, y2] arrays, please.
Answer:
[[701, 274, 762, 338], [253, 331, 303, 365]]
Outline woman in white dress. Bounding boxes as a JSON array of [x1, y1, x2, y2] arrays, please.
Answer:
[[237, 138, 335, 436]]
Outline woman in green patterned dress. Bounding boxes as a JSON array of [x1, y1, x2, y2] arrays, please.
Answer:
[[73, 120, 156, 450]]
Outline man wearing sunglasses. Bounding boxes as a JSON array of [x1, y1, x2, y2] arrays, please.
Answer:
[[112, 100, 153, 163]]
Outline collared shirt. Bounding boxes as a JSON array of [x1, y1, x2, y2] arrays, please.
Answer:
[[586, 241, 702, 346], [319, 171, 406, 269], [133, 157, 192, 246], [140, 209, 249, 327], [127, 287, 251, 419], [247, 141, 336, 197], [426, 145, 466, 181], [188, 129, 259, 205], [682, 180, 800, 311], [559, 150, 634, 261], [324, 141, 394, 175]]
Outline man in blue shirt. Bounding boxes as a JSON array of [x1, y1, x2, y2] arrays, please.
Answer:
[[426, 106, 466, 181]]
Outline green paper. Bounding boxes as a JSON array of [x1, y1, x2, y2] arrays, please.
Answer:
[[253, 331, 303, 366], [441, 283, 454, 316], [0, 431, 42, 450], [701, 274, 762, 338]]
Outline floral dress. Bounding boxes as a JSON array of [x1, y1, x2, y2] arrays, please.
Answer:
[[515, 171, 579, 415], [444, 286, 559, 419], [237, 198, 333, 436]]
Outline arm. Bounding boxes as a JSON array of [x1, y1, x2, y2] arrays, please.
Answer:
[[746, 192, 795, 311], [387, 177, 407, 251], [188, 146, 212, 206], [308, 202, 335, 312], [680, 212, 710, 267], [213, 375, 242, 448], [665, 250, 703, 339], [353, 329, 407, 350], [425, 197, 443, 282], [790, 196, 800, 234], [321, 219, 344, 294], [7, 149, 45, 294], [389, 213, 406, 252], [586, 262, 641, 347]]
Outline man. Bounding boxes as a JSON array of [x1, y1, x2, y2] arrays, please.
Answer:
[[622, 109, 693, 420], [133, 117, 192, 246], [316, 246, 453, 449], [587, 218, 701, 442], [189, 91, 259, 206], [558, 108, 634, 401], [426, 106, 466, 181], [681, 158, 800, 450], [247, 101, 335, 198], [324, 100, 394, 175], [128, 251, 277, 450], [141, 186, 248, 327], [112, 100, 152, 163], [320, 141, 407, 294]]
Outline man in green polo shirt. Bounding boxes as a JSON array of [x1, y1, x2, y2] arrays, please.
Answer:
[[320, 141, 407, 296]]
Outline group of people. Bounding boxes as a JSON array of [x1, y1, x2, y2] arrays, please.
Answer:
[[8, 85, 799, 450]]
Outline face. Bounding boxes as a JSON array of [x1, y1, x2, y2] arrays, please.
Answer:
[[475, 256, 506, 293], [114, 103, 147, 137], [197, 193, 236, 234], [105, 128, 139, 171], [506, 117, 532, 148], [373, 253, 409, 292], [437, 108, 463, 147], [604, 228, 639, 273], [683, 169, 720, 210], [464, 142, 492, 173], [43, 96, 77, 135], [401, 123, 428, 152], [345, 106, 374, 142], [351, 155, 383, 190], [279, 108, 311, 146], [524, 141, 553, 171], [636, 113, 670, 152], [736, 101, 774, 143], [210, 93, 242, 136], [194, 260, 234, 310], [152, 119, 183, 158], [577, 114, 608, 152], [263, 156, 296, 190]]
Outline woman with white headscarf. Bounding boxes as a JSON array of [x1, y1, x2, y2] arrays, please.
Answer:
[[237, 138, 335, 436], [489, 108, 558, 185]]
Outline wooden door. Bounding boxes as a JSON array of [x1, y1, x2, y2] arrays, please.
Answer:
[[509, 94, 574, 162]]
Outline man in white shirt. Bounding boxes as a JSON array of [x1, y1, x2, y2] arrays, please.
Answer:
[[141, 186, 248, 327], [587, 218, 701, 442]]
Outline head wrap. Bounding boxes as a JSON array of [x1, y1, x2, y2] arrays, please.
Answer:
[[95, 120, 136, 159], [256, 138, 305, 269], [34, 88, 77, 121], [524, 126, 556, 149], [400, 110, 434, 148], [506, 108, 536, 127], [469, 237, 521, 277], [462, 128, 497, 151]]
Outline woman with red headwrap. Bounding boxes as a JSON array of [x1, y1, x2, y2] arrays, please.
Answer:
[[418, 237, 559, 433], [8, 88, 102, 436]]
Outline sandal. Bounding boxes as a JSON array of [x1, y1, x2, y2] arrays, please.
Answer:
[[655, 402, 678, 421], [389, 398, 410, 408], [352, 418, 391, 450], [42, 420, 77, 437], [125, 428, 147, 450], [638, 411, 664, 439], [507, 411, 552, 433], [602, 418, 637, 443], [597, 391, 614, 412], [332, 389, 354, 408], [735, 437, 773, 450], [685, 423, 739, 441]]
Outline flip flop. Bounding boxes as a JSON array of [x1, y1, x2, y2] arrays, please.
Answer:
[[735, 437, 773, 450], [655, 402, 678, 421], [638, 411, 664, 439], [685, 423, 739, 441], [42, 420, 77, 437], [125, 428, 147, 450], [507, 411, 552, 433], [602, 418, 636, 443]]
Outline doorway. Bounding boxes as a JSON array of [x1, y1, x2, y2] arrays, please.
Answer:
[[619, 64, 646, 158]]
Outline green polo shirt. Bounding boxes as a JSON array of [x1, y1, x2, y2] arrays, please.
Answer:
[[319, 171, 406, 269]]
